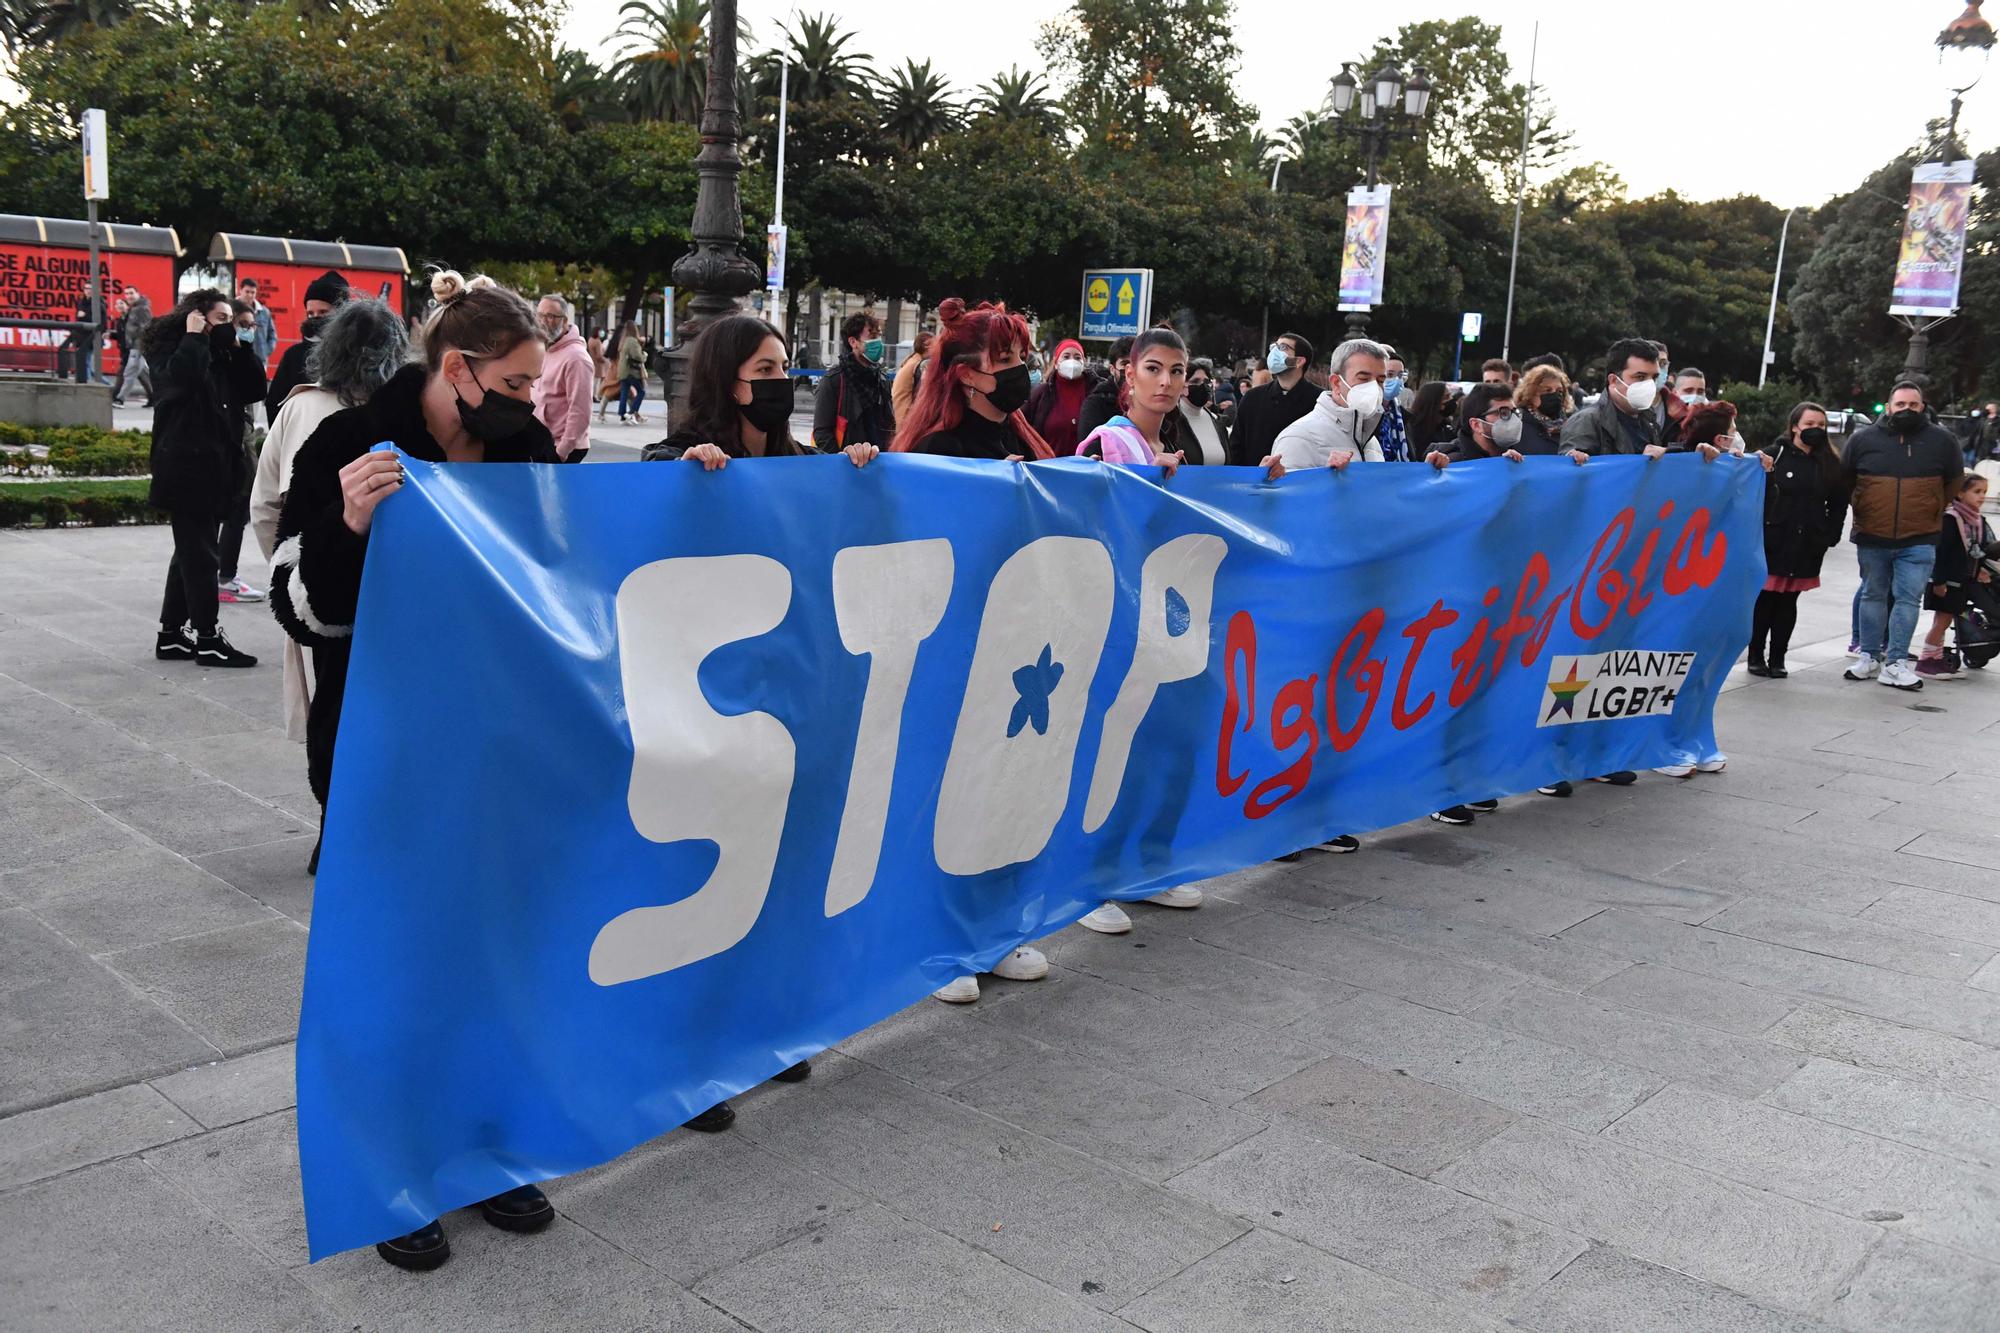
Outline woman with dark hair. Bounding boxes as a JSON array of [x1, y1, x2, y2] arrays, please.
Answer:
[[1076, 327, 1188, 470], [270, 270, 558, 1271], [641, 313, 874, 469], [614, 318, 648, 423], [1404, 381, 1458, 454], [1750, 402, 1847, 678], [891, 298, 1055, 461], [145, 287, 269, 668]]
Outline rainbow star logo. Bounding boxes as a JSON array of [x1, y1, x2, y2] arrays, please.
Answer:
[[1545, 661, 1592, 721]]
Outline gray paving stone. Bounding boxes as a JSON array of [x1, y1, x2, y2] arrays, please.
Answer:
[[1474, 983, 1807, 1099], [1763, 1058, 2000, 1169], [694, 1202, 1127, 1333], [1558, 908, 2000, 1046], [97, 780, 310, 858], [144, 1109, 308, 1266], [0, 907, 215, 1115], [0, 1158, 335, 1331], [1291, 991, 1661, 1132], [1860, 883, 2000, 948], [1117, 1226, 1508, 1332], [33, 749, 201, 803], [555, 1125, 870, 1287], [1238, 1052, 1516, 1177], [1, 844, 275, 953], [161, 730, 312, 800], [1166, 1125, 1583, 1309], [0, 1082, 198, 1191], [1606, 1082, 2000, 1257], [1192, 907, 1528, 1015], [100, 918, 307, 1053], [1820, 1235, 2000, 1333], [1764, 1004, 2000, 1104], [1504, 1244, 1838, 1333], [1703, 898, 1994, 982], [299, 1210, 738, 1333], [974, 967, 1327, 1105], [1898, 829, 2000, 873], [951, 1052, 1264, 1182], [1328, 901, 1631, 991], [1335, 862, 1607, 937], [0, 773, 143, 872], [740, 1064, 1245, 1311], [192, 834, 316, 924], [1584, 962, 1799, 1036], [831, 990, 1057, 1094], [1436, 1120, 1880, 1311], [1652, 845, 1887, 918], [1194, 856, 1371, 922], [83, 683, 269, 745], [1040, 918, 1355, 1032], [1971, 954, 2000, 994], [151, 1043, 297, 1130]]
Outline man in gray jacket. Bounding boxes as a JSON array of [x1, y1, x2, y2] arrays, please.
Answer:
[[1273, 337, 1449, 471], [1563, 337, 1667, 457]]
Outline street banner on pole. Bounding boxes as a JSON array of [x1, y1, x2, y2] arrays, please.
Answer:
[[1079, 268, 1152, 340], [1889, 160, 1975, 317], [1338, 184, 1392, 312], [765, 223, 787, 293], [297, 452, 1763, 1261]]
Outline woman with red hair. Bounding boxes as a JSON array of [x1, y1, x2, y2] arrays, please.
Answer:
[[891, 298, 1055, 461]]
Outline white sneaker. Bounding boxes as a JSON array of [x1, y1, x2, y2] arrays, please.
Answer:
[[1695, 758, 1727, 773], [991, 946, 1049, 981], [1653, 763, 1695, 778], [1878, 661, 1923, 691], [217, 576, 265, 603], [1080, 903, 1133, 934], [1844, 654, 1880, 680], [1144, 886, 1203, 909], [933, 975, 980, 1003]]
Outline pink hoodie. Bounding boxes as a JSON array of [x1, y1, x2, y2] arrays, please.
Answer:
[[533, 325, 595, 459]]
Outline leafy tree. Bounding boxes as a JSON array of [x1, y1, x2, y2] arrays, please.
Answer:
[[553, 47, 621, 131], [878, 58, 960, 155], [1037, 0, 1251, 161], [1787, 157, 1923, 405], [0, 0, 145, 53], [972, 66, 1058, 134]]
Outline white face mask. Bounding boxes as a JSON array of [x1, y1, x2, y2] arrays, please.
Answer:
[[1679, 391, 1707, 405], [1342, 380, 1383, 416], [1618, 377, 1659, 413], [1056, 357, 1083, 380]]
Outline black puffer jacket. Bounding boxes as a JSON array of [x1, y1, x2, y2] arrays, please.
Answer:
[[1760, 435, 1847, 579], [269, 363, 557, 804], [144, 319, 268, 516]]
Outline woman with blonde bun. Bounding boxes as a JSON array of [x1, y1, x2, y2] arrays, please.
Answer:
[[268, 269, 560, 1272]]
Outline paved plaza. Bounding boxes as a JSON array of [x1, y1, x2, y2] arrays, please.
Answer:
[[4, 519, 2000, 1331]]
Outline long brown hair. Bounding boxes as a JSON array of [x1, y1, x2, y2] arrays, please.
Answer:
[[682, 314, 803, 456], [889, 297, 1053, 457]]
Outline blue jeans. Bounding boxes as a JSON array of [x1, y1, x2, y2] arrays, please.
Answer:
[[618, 376, 644, 419], [1856, 543, 1935, 664]]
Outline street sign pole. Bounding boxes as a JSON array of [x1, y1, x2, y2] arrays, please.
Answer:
[[1455, 311, 1482, 382], [81, 109, 109, 386]]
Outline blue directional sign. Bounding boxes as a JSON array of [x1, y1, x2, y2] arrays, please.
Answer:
[[1079, 268, 1153, 341]]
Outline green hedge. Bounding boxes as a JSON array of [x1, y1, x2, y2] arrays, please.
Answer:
[[0, 479, 161, 528], [0, 422, 153, 477]]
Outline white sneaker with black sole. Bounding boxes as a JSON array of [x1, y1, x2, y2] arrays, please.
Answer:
[[1878, 660, 1923, 690], [1844, 654, 1880, 681]]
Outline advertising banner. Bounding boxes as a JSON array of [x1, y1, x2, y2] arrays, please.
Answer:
[[297, 452, 1763, 1259], [1079, 268, 1152, 341], [0, 240, 173, 375], [1338, 185, 1393, 311], [1890, 160, 1975, 317]]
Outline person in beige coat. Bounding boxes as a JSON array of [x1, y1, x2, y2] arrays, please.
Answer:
[[250, 299, 410, 740]]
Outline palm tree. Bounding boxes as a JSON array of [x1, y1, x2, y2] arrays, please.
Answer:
[[1228, 129, 1280, 179], [1, 0, 142, 51], [553, 47, 620, 131], [610, 0, 710, 124], [971, 66, 1057, 133], [1279, 110, 1332, 163], [878, 58, 959, 152], [749, 11, 873, 105]]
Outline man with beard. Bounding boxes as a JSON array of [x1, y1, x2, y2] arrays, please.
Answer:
[[265, 271, 350, 420]]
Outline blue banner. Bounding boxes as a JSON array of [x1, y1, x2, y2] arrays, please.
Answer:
[[298, 453, 1764, 1258]]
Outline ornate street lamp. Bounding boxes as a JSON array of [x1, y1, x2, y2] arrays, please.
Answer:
[[1901, 2, 1995, 383], [664, 0, 763, 416], [1324, 57, 1435, 336]]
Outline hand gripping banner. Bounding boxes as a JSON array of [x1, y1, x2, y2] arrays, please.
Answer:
[[297, 453, 1764, 1258]]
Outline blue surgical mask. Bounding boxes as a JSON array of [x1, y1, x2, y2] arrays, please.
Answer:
[[1029, 369, 1042, 387], [1382, 376, 1405, 402], [1654, 367, 1669, 388], [236, 326, 254, 344], [1266, 345, 1290, 374]]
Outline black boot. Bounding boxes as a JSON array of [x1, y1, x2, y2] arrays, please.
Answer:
[[772, 1060, 812, 1083], [376, 1220, 450, 1271], [1767, 651, 1789, 679], [687, 1102, 736, 1132], [478, 1184, 554, 1233], [195, 626, 257, 668], [155, 624, 196, 661]]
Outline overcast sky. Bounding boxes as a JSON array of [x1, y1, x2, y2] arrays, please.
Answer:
[[563, 0, 1997, 207]]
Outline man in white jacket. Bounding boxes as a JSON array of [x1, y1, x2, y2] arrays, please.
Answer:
[[1273, 338, 1447, 472]]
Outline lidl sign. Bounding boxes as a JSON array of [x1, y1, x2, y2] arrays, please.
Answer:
[[1079, 267, 1152, 341]]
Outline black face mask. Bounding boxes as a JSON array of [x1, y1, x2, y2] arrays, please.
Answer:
[[1187, 382, 1211, 407], [1798, 426, 1829, 449], [1538, 392, 1565, 418], [983, 364, 1032, 415], [208, 322, 237, 352], [737, 377, 794, 436], [1889, 409, 1926, 435], [301, 315, 329, 341], [453, 362, 537, 442]]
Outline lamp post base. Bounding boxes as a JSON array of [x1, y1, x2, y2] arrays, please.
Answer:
[[1344, 310, 1371, 340]]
